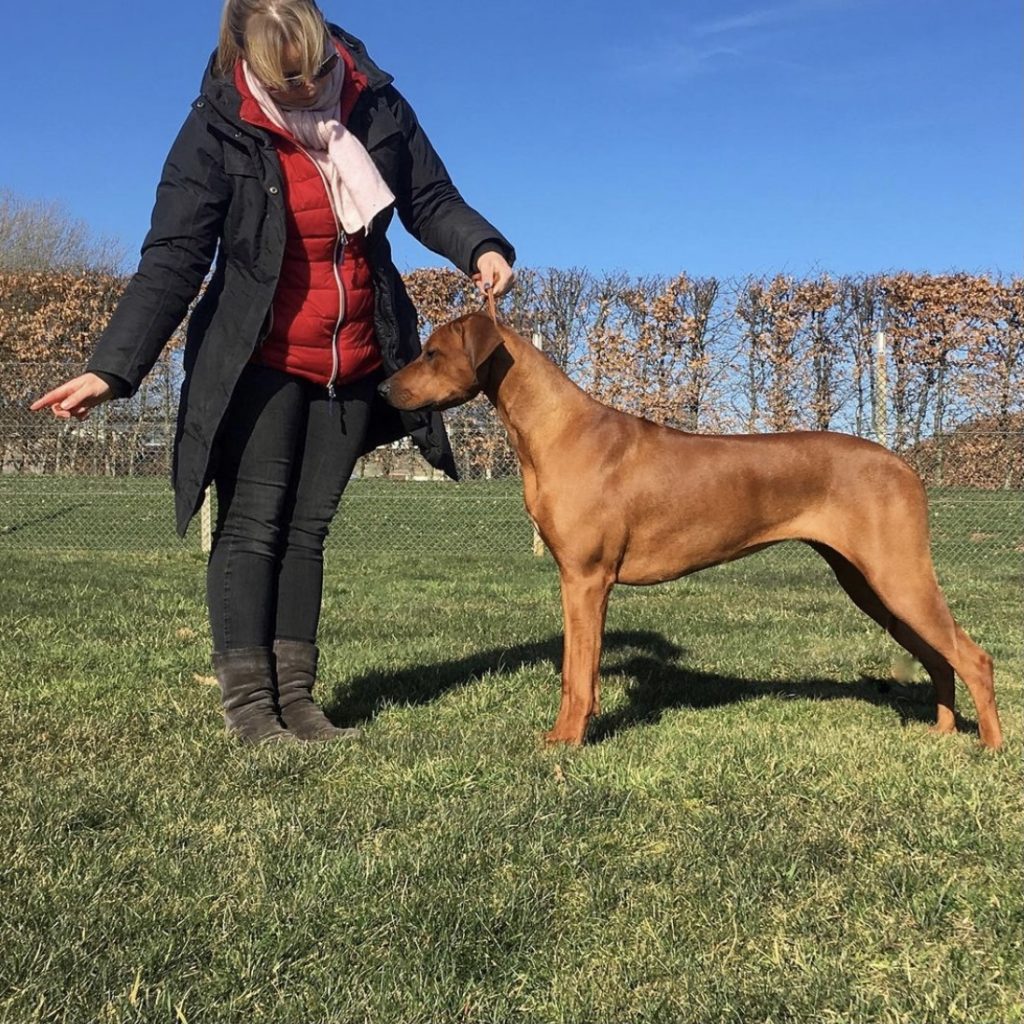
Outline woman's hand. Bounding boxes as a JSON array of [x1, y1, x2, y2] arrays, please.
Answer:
[[473, 251, 515, 298], [30, 373, 114, 421]]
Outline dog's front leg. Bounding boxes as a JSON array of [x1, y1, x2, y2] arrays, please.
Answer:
[[545, 570, 613, 746]]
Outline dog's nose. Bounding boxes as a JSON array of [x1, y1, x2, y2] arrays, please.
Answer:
[[377, 379, 391, 398]]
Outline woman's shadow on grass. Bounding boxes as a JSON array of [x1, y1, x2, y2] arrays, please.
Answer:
[[326, 629, 979, 740]]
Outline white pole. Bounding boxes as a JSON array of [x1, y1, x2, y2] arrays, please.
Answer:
[[200, 485, 212, 555], [873, 328, 888, 448], [531, 329, 546, 557]]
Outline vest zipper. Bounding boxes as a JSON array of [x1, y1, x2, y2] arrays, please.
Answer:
[[327, 229, 348, 400], [293, 142, 347, 399]]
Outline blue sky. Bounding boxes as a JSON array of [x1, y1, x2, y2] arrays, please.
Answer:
[[1, 0, 1019, 279]]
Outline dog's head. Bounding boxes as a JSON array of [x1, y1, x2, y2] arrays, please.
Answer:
[[377, 312, 505, 412]]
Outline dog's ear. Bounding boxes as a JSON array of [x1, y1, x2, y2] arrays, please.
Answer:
[[459, 312, 505, 371]]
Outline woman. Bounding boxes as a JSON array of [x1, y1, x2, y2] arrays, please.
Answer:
[[32, 0, 515, 744]]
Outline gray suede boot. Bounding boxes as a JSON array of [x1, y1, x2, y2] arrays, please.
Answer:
[[273, 639, 361, 742], [212, 647, 296, 744]]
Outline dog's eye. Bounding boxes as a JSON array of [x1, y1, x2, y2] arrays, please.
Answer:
[[424, 349, 436, 362]]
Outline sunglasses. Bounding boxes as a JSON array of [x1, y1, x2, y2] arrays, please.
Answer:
[[275, 49, 339, 92]]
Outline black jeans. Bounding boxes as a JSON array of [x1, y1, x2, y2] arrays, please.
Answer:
[[207, 363, 376, 652]]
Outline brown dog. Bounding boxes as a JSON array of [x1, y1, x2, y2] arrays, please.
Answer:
[[378, 313, 1003, 749]]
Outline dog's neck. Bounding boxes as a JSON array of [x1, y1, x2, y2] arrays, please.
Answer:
[[482, 326, 593, 474]]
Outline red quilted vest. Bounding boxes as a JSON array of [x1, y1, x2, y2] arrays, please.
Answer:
[[235, 42, 382, 390]]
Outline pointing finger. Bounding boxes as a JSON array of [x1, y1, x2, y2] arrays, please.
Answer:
[[30, 382, 76, 411], [60, 385, 94, 411]]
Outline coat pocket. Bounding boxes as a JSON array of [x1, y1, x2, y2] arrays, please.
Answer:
[[220, 143, 271, 268], [222, 142, 260, 178], [363, 115, 402, 191]]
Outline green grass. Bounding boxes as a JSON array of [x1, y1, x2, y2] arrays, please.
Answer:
[[1, 534, 1021, 1023]]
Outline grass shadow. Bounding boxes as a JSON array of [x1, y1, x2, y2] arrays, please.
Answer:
[[327, 629, 979, 739], [589, 658, 978, 742], [1, 501, 88, 535], [327, 630, 679, 725]]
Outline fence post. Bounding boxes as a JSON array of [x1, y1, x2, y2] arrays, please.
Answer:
[[531, 329, 546, 557], [873, 328, 888, 448], [200, 486, 212, 555]]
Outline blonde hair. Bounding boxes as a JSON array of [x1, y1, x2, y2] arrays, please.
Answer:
[[216, 0, 329, 87]]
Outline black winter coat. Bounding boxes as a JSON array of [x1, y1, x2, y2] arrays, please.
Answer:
[[87, 25, 515, 536]]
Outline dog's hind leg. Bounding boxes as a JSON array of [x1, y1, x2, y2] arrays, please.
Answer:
[[871, 576, 999, 747], [812, 540, 1001, 749], [809, 543, 957, 736]]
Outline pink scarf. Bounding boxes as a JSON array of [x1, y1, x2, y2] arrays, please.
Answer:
[[242, 57, 395, 234]]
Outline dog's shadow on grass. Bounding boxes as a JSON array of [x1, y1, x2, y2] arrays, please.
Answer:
[[588, 649, 979, 743], [327, 629, 978, 740]]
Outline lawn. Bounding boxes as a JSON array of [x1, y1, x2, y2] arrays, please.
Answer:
[[0, 487, 1022, 1023]]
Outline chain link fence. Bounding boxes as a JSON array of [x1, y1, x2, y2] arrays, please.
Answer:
[[3, 362, 1022, 571]]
